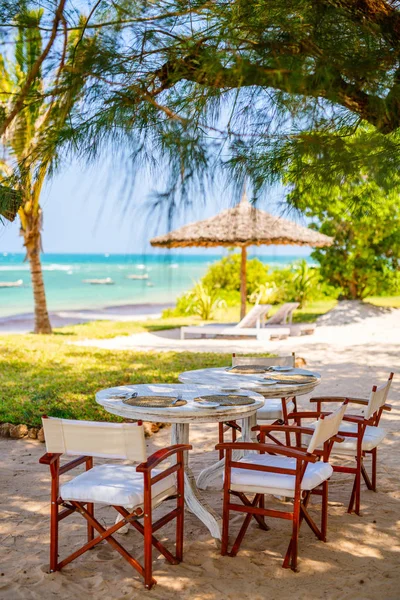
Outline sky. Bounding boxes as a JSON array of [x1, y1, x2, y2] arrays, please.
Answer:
[[0, 160, 312, 257]]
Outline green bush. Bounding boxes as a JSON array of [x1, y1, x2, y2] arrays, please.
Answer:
[[201, 251, 269, 295]]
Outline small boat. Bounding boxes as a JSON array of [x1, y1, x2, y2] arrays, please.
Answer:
[[127, 274, 149, 280], [0, 279, 23, 288], [82, 278, 114, 285]]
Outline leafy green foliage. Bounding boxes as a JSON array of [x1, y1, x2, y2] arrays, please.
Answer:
[[202, 252, 269, 296], [2, 1, 400, 208], [285, 141, 400, 299]]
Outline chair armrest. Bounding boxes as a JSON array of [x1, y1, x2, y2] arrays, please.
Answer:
[[286, 411, 324, 420], [342, 415, 365, 424], [136, 444, 192, 473], [39, 453, 91, 474], [253, 424, 316, 436], [310, 396, 367, 405], [59, 456, 90, 475], [215, 442, 318, 462], [39, 452, 61, 465]]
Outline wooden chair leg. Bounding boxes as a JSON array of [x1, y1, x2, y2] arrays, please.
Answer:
[[50, 499, 59, 572], [371, 448, 377, 492], [221, 483, 231, 556], [87, 503, 94, 543], [321, 481, 328, 542], [176, 453, 185, 562], [143, 474, 154, 590], [86, 458, 94, 543], [49, 460, 59, 573], [218, 423, 225, 461], [348, 456, 362, 515], [257, 494, 269, 531], [283, 494, 301, 571]]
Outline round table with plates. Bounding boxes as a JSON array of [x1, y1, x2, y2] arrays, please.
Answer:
[[178, 366, 321, 398], [96, 383, 265, 540]]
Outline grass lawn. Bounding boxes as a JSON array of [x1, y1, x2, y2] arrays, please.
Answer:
[[365, 296, 400, 309], [0, 303, 337, 428], [0, 326, 232, 428]]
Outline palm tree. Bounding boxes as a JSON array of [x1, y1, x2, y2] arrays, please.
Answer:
[[0, 10, 91, 333]]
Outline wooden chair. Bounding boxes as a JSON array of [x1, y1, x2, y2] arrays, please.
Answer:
[[218, 353, 297, 459], [216, 402, 347, 571], [39, 416, 191, 589], [310, 372, 393, 515]]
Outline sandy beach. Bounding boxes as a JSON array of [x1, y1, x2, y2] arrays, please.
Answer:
[[1, 304, 399, 599]]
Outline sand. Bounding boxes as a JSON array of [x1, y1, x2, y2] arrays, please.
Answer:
[[1, 306, 400, 599]]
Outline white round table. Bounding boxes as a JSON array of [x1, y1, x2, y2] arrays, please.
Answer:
[[96, 383, 264, 540], [178, 366, 321, 397]]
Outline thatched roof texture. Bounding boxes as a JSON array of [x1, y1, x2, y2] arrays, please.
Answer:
[[150, 195, 333, 249]]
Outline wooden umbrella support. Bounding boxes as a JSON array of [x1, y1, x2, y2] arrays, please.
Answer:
[[240, 246, 247, 320]]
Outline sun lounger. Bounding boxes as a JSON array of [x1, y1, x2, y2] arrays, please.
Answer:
[[180, 304, 290, 340], [265, 302, 316, 336]]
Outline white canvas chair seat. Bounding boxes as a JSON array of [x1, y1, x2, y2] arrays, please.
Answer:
[[334, 422, 386, 454], [305, 421, 386, 454], [60, 464, 176, 507], [229, 454, 333, 497], [257, 399, 296, 421]]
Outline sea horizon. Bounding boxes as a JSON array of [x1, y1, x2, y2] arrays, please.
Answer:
[[0, 252, 313, 318]]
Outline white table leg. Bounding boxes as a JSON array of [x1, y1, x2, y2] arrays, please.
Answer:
[[171, 423, 222, 540], [196, 413, 257, 491]]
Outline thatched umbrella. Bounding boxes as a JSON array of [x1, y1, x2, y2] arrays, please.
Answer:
[[150, 192, 333, 319]]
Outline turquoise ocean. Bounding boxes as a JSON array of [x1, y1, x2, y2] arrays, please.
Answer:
[[0, 253, 309, 318]]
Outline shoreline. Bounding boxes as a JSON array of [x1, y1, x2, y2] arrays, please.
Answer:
[[0, 302, 174, 334]]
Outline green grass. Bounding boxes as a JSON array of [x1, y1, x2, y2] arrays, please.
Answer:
[[0, 301, 336, 428], [364, 296, 400, 308], [0, 329, 232, 428], [55, 316, 202, 340]]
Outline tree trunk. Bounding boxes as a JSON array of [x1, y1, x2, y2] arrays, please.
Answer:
[[23, 217, 52, 334], [240, 246, 247, 320]]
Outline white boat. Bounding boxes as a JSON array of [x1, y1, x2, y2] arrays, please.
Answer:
[[127, 274, 149, 280], [0, 279, 23, 288], [82, 278, 114, 285]]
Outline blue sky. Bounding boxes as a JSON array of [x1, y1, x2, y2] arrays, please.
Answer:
[[0, 161, 311, 256]]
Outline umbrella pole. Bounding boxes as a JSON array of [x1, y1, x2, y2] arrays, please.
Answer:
[[240, 246, 247, 320]]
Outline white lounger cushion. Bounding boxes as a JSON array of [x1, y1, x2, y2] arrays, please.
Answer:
[[60, 465, 176, 507], [229, 454, 333, 497], [181, 325, 290, 339], [333, 422, 386, 454], [257, 399, 295, 421]]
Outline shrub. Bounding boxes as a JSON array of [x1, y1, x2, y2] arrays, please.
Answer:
[[201, 251, 269, 295]]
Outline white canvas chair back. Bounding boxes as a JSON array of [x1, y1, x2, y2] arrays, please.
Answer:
[[42, 417, 147, 462], [266, 303, 299, 325], [232, 354, 295, 367], [307, 403, 347, 454], [236, 304, 271, 329], [365, 375, 393, 420]]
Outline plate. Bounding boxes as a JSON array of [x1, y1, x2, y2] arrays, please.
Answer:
[[194, 401, 221, 409], [271, 366, 293, 372]]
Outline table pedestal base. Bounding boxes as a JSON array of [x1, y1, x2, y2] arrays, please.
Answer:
[[171, 423, 222, 540]]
